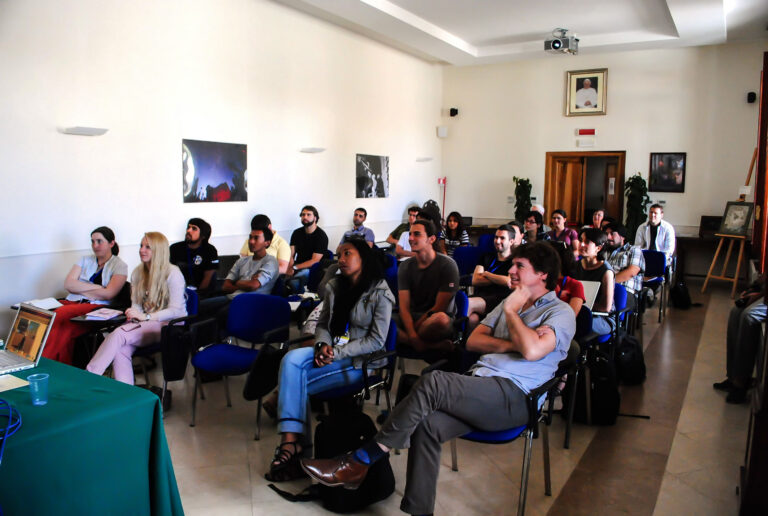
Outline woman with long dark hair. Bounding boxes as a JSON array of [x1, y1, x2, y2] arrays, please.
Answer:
[[443, 211, 469, 257], [266, 237, 395, 481], [43, 226, 128, 365]]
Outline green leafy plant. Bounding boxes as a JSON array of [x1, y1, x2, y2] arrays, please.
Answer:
[[513, 176, 532, 222], [624, 173, 651, 242]]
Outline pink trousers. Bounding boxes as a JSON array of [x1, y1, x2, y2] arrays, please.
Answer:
[[86, 321, 163, 384]]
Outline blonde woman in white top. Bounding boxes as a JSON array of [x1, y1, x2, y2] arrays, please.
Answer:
[[87, 232, 187, 384]]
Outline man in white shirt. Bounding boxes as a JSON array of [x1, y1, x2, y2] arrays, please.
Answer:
[[575, 78, 598, 109], [634, 204, 676, 265]]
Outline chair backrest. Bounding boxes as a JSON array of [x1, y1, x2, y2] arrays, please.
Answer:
[[642, 250, 666, 277], [111, 281, 132, 310], [613, 283, 629, 324], [227, 293, 291, 343], [384, 257, 399, 299], [477, 234, 495, 254], [575, 305, 593, 340], [455, 290, 469, 318], [216, 254, 240, 279], [453, 246, 482, 276], [185, 287, 199, 316]]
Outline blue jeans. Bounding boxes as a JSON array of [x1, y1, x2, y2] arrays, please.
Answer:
[[727, 302, 767, 379], [277, 347, 363, 435], [591, 315, 614, 335], [287, 268, 310, 294]]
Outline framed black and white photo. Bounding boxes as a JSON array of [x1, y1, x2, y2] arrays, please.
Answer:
[[565, 68, 607, 116], [356, 154, 389, 198], [649, 152, 686, 193], [718, 201, 753, 237]]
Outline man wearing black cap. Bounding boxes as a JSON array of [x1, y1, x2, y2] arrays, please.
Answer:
[[170, 218, 219, 296]]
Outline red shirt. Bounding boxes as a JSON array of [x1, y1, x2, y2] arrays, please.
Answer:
[[555, 276, 585, 303]]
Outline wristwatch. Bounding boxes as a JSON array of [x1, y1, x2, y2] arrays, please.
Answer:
[[145, 313, 151, 322]]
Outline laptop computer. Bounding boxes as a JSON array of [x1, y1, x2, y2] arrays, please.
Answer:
[[0, 303, 56, 375], [580, 281, 602, 310]]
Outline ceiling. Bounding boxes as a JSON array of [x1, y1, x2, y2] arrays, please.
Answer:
[[273, 0, 768, 65]]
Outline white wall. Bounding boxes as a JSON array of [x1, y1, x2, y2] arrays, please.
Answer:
[[440, 41, 768, 228], [0, 0, 443, 333]]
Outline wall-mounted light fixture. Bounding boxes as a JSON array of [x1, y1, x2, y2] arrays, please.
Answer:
[[299, 147, 325, 153], [58, 127, 109, 136]]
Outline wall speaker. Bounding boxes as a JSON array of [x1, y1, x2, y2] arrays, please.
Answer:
[[747, 92, 757, 103], [449, 108, 458, 117]]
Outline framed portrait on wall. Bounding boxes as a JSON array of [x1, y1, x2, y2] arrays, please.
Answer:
[[649, 152, 686, 193], [356, 154, 389, 198], [565, 68, 607, 116], [718, 201, 754, 237]]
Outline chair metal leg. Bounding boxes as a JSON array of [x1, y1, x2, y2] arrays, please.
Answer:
[[254, 397, 262, 441], [143, 360, 151, 386], [542, 422, 551, 496], [161, 380, 168, 411], [224, 375, 232, 407], [190, 373, 199, 427], [450, 438, 458, 471], [384, 390, 392, 414], [564, 367, 579, 449], [585, 366, 592, 426], [517, 429, 533, 516]]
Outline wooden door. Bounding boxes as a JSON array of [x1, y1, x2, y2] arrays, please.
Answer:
[[544, 157, 585, 223], [603, 157, 624, 222]]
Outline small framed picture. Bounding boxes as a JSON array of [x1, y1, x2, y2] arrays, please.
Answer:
[[649, 152, 686, 193], [718, 201, 754, 237], [565, 68, 607, 116]]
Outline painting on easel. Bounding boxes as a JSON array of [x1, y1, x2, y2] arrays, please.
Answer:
[[718, 201, 754, 237]]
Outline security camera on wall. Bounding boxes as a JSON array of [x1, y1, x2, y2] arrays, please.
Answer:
[[545, 28, 578, 55]]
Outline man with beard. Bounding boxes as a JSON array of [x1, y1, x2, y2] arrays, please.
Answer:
[[287, 205, 329, 293], [605, 223, 645, 308], [169, 218, 219, 296]]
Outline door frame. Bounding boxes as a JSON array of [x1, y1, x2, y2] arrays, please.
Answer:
[[544, 150, 626, 225]]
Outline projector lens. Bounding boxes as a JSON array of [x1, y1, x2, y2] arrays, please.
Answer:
[[552, 39, 562, 50]]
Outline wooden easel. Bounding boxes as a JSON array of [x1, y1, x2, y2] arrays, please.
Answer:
[[701, 234, 746, 298], [701, 147, 757, 298]]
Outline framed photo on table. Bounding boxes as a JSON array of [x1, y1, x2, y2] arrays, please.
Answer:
[[649, 152, 686, 193], [565, 68, 607, 116]]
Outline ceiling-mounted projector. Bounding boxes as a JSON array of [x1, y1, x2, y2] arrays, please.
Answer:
[[545, 28, 578, 55]]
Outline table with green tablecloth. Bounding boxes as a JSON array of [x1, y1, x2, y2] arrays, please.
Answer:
[[0, 358, 183, 516]]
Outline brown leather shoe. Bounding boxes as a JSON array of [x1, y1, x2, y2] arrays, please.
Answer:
[[300, 453, 369, 489]]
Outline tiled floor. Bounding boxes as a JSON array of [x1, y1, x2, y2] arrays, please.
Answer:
[[154, 282, 749, 515]]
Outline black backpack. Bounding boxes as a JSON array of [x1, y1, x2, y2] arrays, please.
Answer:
[[615, 332, 646, 385], [563, 349, 620, 426], [669, 281, 692, 309], [268, 410, 395, 513]]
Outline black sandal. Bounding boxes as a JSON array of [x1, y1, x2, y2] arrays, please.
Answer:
[[265, 442, 308, 482]]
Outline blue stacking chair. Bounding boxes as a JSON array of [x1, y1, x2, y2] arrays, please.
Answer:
[[133, 287, 199, 392], [383, 253, 399, 301], [453, 246, 483, 285], [477, 233, 495, 254], [641, 250, 668, 323], [449, 375, 561, 516], [189, 293, 291, 433], [311, 319, 398, 413]]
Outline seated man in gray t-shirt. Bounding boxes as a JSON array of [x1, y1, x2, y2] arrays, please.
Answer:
[[396, 219, 460, 353], [197, 227, 279, 326], [299, 242, 576, 516]]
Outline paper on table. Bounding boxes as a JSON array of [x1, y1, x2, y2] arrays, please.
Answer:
[[12, 298, 63, 310], [0, 375, 29, 393]]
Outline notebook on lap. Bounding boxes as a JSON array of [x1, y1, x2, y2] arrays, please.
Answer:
[[580, 281, 601, 311], [0, 303, 56, 375]]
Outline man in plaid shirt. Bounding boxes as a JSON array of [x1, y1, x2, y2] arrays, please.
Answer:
[[605, 223, 645, 306]]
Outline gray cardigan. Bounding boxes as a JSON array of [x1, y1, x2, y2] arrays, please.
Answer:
[[315, 278, 395, 369]]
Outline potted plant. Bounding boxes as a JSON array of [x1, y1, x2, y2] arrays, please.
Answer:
[[513, 176, 532, 222], [625, 173, 651, 242]]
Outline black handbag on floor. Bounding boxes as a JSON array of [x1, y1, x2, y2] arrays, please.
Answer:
[[268, 410, 395, 513], [563, 349, 620, 426], [242, 344, 288, 401], [615, 332, 647, 385]]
